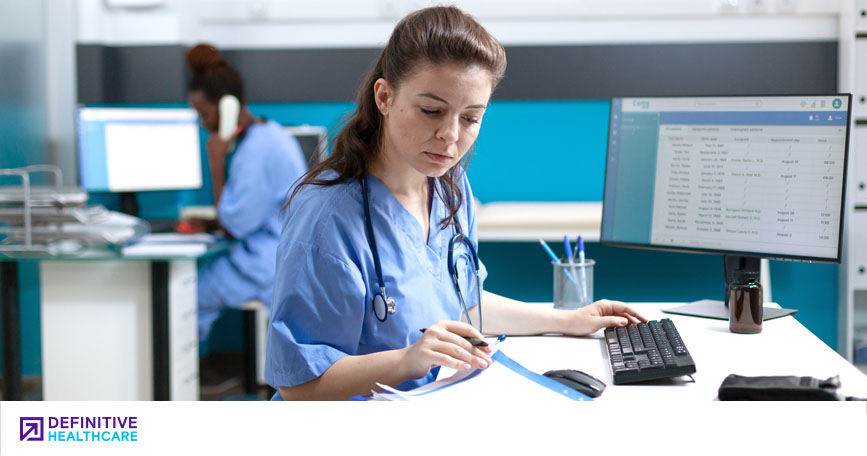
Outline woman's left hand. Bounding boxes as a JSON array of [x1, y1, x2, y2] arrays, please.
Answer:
[[562, 299, 647, 337]]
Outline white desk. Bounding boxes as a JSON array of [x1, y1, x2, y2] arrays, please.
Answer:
[[477, 303, 867, 400], [1, 243, 227, 401]]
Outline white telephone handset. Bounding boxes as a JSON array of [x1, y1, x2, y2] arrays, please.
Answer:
[[218, 94, 240, 141]]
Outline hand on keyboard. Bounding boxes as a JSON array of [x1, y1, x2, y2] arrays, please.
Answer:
[[562, 300, 648, 336]]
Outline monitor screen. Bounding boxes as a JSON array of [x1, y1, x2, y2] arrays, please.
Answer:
[[284, 125, 328, 167], [76, 107, 203, 192], [601, 95, 851, 263]]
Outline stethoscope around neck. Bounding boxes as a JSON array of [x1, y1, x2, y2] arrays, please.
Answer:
[[360, 175, 483, 332]]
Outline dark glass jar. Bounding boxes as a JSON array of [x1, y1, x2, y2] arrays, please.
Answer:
[[728, 270, 762, 334]]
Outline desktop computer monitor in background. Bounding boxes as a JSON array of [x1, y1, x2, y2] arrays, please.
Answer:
[[77, 107, 203, 200], [284, 124, 328, 167], [600, 94, 851, 298]]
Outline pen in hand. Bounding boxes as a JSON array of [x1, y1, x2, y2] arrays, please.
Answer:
[[419, 328, 488, 347]]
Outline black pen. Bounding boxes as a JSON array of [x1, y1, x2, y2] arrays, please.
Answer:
[[418, 328, 489, 347]]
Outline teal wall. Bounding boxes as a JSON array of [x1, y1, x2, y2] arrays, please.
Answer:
[[468, 100, 612, 202], [0, 0, 48, 377], [0, 108, 47, 376], [2, 99, 840, 374]]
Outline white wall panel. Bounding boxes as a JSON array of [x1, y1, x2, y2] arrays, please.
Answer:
[[855, 40, 867, 116], [855, 125, 867, 205], [77, 0, 841, 48], [856, 0, 867, 32], [853, 210, 867, 287]]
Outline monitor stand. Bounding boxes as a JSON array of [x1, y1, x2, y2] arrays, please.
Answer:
[[662, 255, 797, 321], [119, 192, 139, 217]]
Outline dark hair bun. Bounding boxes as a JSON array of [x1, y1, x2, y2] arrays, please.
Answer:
[[186, 44, 221, 73]]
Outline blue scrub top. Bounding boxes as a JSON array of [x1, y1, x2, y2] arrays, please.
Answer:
[[200, 120, 307, 307], [266, 169, 487, 392]]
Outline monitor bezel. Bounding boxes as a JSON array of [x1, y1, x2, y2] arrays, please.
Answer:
[[600, 93, 852, 265]]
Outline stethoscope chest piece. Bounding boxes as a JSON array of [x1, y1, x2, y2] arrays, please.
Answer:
[[372, 289, 396, 322]]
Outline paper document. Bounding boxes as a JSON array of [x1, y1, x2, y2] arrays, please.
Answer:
[[373, 348, 590, 402], [180, 205, 217, 220], [120, 232, 221, 257], [137, 233, 219, 244], [121, 243, 207, 257]]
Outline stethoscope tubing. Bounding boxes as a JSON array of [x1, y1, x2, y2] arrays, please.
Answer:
[[360, 175, 482, 331]]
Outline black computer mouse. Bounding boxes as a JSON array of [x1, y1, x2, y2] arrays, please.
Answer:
[[542, 369, 606, 398]]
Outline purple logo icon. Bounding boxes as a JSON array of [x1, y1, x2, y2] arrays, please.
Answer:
[[20, 417, 44, 441]]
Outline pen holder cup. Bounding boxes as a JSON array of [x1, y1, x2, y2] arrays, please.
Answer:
[[552, 259, 594, 310]]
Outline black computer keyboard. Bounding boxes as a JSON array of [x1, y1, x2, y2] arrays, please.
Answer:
[[604, 318, 696, 384]]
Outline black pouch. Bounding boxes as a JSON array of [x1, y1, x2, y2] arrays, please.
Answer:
[[718, 374, 842, 401]]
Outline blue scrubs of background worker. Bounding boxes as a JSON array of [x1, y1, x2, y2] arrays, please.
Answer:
[[186, 43, 307, 341]]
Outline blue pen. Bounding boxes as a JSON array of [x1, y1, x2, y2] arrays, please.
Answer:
[[577, 236, 588, 304], [564, 235, 583, 301], [538, 239, 577, 284]]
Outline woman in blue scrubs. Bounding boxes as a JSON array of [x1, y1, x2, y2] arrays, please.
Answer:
[[185, 44, 308, 342], [266, 7, 645, 400]]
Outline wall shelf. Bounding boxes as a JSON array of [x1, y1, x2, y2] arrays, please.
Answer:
[[476, 201, 601, 242]]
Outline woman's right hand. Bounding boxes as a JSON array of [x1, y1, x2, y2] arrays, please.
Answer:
[[204, 131, 234, 165], [399, 320, 493, 380]]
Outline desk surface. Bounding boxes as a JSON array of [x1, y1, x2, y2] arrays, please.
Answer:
[[0, 239, 229, 261], [481, 303, 867, 401]]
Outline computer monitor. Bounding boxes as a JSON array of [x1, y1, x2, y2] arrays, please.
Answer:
[[76, 107, 203, 193], [600, 94, 851, 301], [284, 125, 328, 167]]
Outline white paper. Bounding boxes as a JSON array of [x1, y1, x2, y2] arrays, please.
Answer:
[[138, 233, 219, 244], [121, 243, 207, 257]]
